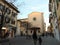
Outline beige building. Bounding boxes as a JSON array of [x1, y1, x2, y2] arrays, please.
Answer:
[[19, 18, 29, 36], [19, 12, 45, 36], [28, 12, 45, 35], [0, 0, 19, 38]]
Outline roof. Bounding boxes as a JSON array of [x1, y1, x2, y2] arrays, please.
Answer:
[[2, 0, 20, 13], [19, 18, 28, 20], [28, 12, 43, 15]]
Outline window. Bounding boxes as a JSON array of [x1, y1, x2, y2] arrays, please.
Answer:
[[5, 16, 10, 23], [21, 22, 27, 27], [25, 31, 27, 33], [7, 8, 11, 14], [33, 17, 36, 21], [0, 4, 3, 11], [12, 12, 16, 17], [57, 2, 59, 9], [31, 31, 32, 33], [5, 8, 11, 14], [11, 20, 15, 24], [53, 11, 57, 17], [59, 16, 60, 20]]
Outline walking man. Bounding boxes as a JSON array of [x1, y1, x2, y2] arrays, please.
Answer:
[[38, 36, 42, 45], [32, 30, 37, 45]]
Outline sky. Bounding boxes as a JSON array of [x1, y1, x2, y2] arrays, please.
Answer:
[[10, 0, 50, 30]]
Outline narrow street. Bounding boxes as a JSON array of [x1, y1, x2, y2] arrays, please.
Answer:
[[0, 36, 60, 45], [0, 0, 60, 45]]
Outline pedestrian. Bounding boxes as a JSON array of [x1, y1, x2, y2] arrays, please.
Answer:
[[38, 36, 42, 45], [32, 30, 37, 45], [41, 33, 44, 37]]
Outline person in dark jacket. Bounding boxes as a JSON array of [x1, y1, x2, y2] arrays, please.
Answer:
[[38, 36, 42, 45], [32, 30, 37, 45]]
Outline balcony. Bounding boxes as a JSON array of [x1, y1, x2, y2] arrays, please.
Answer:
[[49, 3, 52, 12], [49, 14, 53, 23]]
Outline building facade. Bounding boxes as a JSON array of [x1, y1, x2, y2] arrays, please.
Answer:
[[0, 0, 19, 38], [18, 12, 45, 36], [19, 18, 30, 36], [17, 12, 45, 36], [28, 12, 45, 35], [16, 20, 21, 36], [49, 0, 60, 41]]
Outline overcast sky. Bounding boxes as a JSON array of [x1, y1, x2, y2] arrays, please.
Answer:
[[8, 0, 50, 29]]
